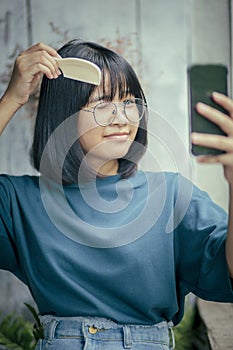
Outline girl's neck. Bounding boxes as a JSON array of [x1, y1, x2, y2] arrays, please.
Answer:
[[97, 159, 119, 177]]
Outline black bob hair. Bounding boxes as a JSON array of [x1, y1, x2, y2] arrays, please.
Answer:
[[31, 39, 148, 184]]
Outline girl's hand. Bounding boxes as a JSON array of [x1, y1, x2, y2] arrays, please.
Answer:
[[3, 42, 61, 109], [191, 92, 233, 185]]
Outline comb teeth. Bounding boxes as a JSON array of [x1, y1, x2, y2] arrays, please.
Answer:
[[56, 57, 101, 85]]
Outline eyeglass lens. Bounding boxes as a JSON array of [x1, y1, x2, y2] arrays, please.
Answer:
[[94, 99, 146, 126]]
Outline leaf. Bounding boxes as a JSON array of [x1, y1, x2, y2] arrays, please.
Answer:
[[24, 304, 40, 326], [0, 313, 36, 350], [24, 304, 44, 342]]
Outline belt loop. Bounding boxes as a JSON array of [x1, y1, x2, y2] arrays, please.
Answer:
[[47, 320, 59, 344], [168, 322, 175, 350], [123, 325, 132, 349]]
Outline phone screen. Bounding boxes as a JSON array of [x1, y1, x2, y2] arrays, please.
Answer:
[[188, 64, 228, 156]]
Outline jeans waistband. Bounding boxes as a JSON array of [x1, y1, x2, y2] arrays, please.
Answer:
[[39, 315, 175, 349]]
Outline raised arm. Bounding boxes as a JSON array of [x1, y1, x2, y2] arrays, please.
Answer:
[[0, 42, 61, 134], [191, 92, 233, 277]]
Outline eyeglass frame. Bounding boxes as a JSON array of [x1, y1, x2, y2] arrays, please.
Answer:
[[80, 98, 147, 126]]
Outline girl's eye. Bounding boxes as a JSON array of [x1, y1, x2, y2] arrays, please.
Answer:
[[123, 99, 134, 105]]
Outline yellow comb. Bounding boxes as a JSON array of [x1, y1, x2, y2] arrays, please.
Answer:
[[56, 57, 101, 85]]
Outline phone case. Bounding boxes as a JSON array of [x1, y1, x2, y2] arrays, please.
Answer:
[[188, 64, 228, 156]]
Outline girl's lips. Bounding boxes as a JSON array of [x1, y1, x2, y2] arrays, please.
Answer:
[[104, 132, 130, 141]]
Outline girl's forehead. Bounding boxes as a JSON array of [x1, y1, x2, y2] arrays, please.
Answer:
[[88, 73, 130, 104]]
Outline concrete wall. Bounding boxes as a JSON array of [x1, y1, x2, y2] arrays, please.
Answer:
[[0, 0, 232, 322]]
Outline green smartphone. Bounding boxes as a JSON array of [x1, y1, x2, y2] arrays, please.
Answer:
[[188, 64, 228, 156]]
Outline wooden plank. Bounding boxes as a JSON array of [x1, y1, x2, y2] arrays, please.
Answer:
[[0, 0, 35, 175], [139, 0, 190, 174], [0, 0, 29, 95], [198, 299, 233, 350], [30, 0, 139, 67], [191, 0, 230, 65]]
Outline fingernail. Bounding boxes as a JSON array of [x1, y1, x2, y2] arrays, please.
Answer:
[[212, 91, 222, 98], [196, 102, 208, 111], [191, 132, 199, 141]]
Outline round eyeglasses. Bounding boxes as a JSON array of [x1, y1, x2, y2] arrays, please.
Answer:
[[81, 98, 147, 126]]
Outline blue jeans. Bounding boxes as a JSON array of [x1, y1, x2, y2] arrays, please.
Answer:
[[35, 315, 175, 349]]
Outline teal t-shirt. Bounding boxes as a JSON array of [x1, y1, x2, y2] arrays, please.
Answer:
[[0, 171, 232, 325]]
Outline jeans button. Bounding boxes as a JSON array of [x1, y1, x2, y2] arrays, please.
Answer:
[[88, 326, 98, 334]]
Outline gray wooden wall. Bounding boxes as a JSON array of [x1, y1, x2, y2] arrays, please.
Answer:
[[0, 0, 231, 317]]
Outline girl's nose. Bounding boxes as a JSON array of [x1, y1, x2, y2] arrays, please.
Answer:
[[112, 104, 128, 124]]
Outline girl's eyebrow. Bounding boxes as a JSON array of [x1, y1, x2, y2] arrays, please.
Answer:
[[88, 91, 132, 104]]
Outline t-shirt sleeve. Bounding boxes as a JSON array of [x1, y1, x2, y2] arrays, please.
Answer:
[[175, 176, 233, 302], [0, 176, 19, 272]]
